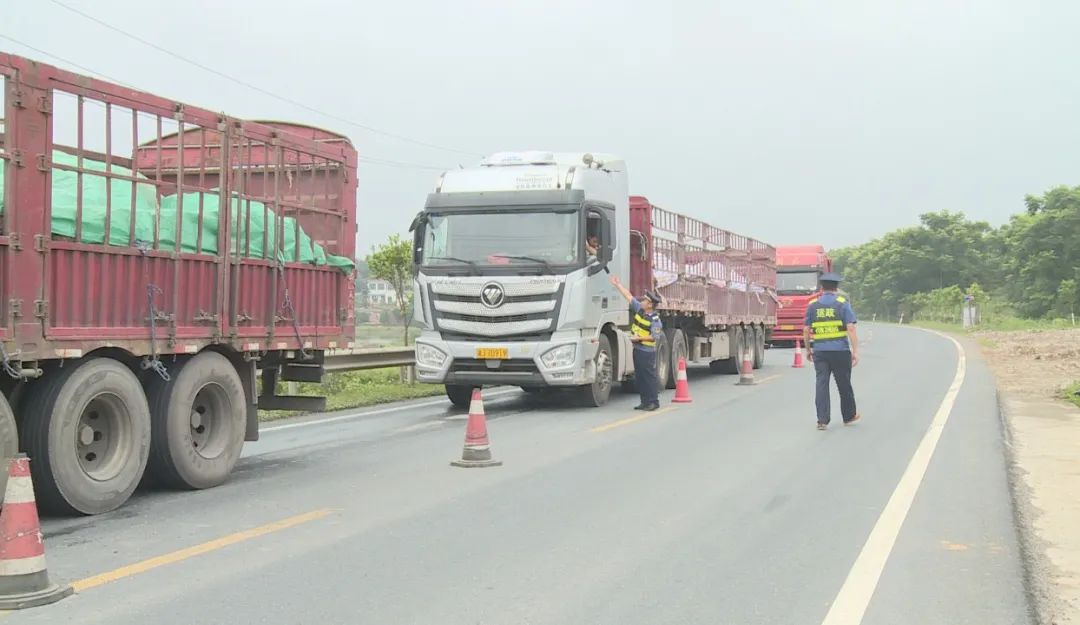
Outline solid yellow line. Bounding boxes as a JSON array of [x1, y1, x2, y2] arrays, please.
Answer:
[[71, 508, 336, 593], [757, 374, 782, 384], [591, 406, 677, 433]]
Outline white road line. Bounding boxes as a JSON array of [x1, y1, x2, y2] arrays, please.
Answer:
[[261, 389, 520, 433], [821, 330, 967, 625]]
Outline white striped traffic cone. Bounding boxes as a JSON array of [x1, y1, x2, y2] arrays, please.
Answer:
[[0, 455, 72, 610], [451, 389, 502, 468], [736, 344, 756, 386]]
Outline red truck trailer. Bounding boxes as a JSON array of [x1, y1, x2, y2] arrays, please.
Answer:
[[628, 196, 776, 389], [0, 52, 357, 515], [771, 245, 832, 345]]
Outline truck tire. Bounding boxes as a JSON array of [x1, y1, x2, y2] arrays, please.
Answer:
[[0, 393, 18, 505], [576, 334, 614, 407], [144, 352, 246, 490], [654, 332, 671, 390], [19, 358, 151, 515], [753, 326, 765, 369], [665, 329, 688, 389], [445, 384, 475, 410], [712, 326, 745, 375]]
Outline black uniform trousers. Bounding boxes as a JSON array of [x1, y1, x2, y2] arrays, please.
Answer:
[[633, 347, 659, 407], [813, 350, 857, 424]]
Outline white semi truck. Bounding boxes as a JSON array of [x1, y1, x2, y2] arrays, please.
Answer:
[[409, 151, 777, 409]]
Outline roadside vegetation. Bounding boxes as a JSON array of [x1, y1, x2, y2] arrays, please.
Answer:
[[833, 184, 1080, 331], [259, 368, 444, 421], [1066, 381, 1080, 410]]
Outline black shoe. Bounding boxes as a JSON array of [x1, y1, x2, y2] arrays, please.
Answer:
[[634, 404, 647, 410], [643, 403, 660, 411]]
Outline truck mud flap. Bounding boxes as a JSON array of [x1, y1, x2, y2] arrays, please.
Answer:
[[279, 364, 325, 383], [258, 366, 326, 412], [257, 394, 327, 412]]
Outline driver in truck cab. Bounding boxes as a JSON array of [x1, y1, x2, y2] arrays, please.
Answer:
[[585, 234, 600, 258], [610, 275, 664, 411]]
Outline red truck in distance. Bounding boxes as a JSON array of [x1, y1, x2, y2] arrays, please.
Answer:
[[771, 245, 833, 345]]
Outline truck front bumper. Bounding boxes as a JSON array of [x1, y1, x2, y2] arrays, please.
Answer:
[[413, 332, 599, 387]]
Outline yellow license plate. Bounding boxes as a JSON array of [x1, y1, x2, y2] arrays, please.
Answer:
[[476, 347, 509, 360], [779, 324, 796, 330]]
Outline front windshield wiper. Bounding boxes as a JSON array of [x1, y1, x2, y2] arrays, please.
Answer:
[[425, 256, 479, 274], [491, 255, 554, 274]]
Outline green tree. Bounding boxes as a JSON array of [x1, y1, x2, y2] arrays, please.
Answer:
[[1001, 185, 1080, 317], [366, 234, 414, 345], [831, 211, 1002, 319]]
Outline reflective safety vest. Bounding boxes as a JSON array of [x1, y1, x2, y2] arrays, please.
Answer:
[[631, 311, 658, 347], [808, 295, 848, 342]]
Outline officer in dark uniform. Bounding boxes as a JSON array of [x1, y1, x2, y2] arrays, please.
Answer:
[[610, 275, 664, 411], [803, 272, 861, 430]]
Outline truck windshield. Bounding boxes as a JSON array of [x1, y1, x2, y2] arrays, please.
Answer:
[[777, 271, 820, 295], [422, 209, 579, 268]]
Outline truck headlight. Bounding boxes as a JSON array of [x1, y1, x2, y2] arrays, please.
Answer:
[[540, 344, 576, 369], [415, 343, 447, 368]]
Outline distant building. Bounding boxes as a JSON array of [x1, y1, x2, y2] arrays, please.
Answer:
[[366, 279, 398, 306]]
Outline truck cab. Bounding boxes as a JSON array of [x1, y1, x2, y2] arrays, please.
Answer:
[[773, 245, 833, 344], [409, 152, 630, 408]]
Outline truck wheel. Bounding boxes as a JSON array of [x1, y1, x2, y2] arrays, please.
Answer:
[[445, 384, 475, 410], [0, 393, 18, 505], [654, 332, 671, 390], [19, 358, 151, 515], [714, 326, 745, 375], [144, 352, 246, 490], [753, 326, 765, 369], [577, 334, 613, 407], [665, 329, 688, 389]]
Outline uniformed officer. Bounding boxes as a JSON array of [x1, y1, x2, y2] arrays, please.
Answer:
[[610, 275, 664, 411], [803, 272, 861, 430]]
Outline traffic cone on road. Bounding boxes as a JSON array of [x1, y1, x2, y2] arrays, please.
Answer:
[[672, 357, 693, 403], [0, 455, 72, 610], [792, 339, 805, 368], [451, 389, 503, 468], [736, 345, 756, 386]]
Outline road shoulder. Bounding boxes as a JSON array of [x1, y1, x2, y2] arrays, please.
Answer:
[[979, 329, 1080, 625], [999, 393, 1080, 624]]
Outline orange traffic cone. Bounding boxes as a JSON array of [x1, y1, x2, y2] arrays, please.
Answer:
[[0, 455, 72, 610], [736, 344, 756, 386], [451, 389, 503, 468], [672, 357, 692, 403], [792, 339, 805, 368]]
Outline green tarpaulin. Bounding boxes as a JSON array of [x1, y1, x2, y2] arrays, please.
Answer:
[[0, 151, 354, 273]]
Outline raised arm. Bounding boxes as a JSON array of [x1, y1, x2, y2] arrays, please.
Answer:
[[610, 275, 633, 303]]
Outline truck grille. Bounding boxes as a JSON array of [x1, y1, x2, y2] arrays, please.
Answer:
[[429, 280, 563, 342]]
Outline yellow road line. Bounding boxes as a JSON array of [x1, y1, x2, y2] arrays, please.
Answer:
[[756, 374, 782, 384], [591, 406, 677, 433], [72, 508, 336, 593]]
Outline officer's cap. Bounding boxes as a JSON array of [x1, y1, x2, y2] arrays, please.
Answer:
[[819, 272, 843, 284], [644, 290, 663, 304]]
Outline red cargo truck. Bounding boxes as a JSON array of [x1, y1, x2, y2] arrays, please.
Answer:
[[0, 52, 357, 515], [629, 196, 777, 388], [771, 244, 832, 345]]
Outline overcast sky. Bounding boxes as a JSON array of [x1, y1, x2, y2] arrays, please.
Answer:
[[6, 0, 1080, 255]]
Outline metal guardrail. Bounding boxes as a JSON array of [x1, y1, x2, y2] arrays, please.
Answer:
[[322, 347, 416, 373]]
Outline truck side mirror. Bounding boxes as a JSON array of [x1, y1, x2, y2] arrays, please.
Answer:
[[599, 213, 614, 264], [409, 212, 426, 272]]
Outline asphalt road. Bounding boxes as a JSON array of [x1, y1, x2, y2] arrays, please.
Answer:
[[9, 324, 1031, 625]]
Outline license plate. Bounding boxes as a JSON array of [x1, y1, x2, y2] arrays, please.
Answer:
[[476, 347, 509, 360], [779, 324, 796, 330]]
